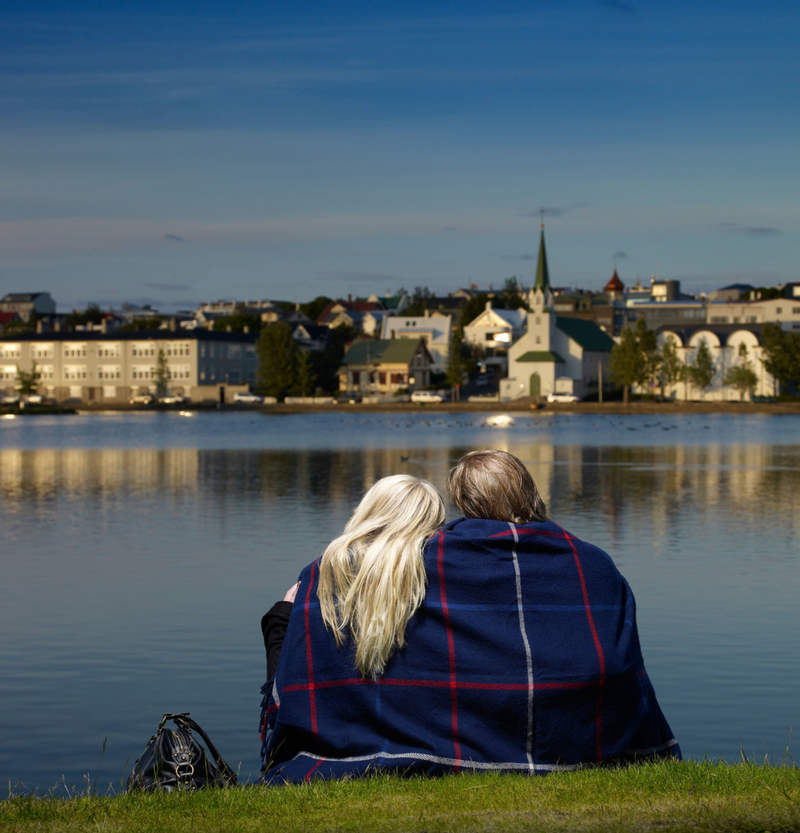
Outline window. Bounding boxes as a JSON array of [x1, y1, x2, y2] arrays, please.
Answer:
[[776, 307, 783, 315], [102, 386, 117, 399], [131, 365, 154, 380], [40, 365, 54, 380], [97, 343, 121, 358], [535, 335, 541, 344], [227, 344, 242, 359], [167, 365, 191, 380], [793, 307, 800, 314], [97, 365, 121, 380], [63, 343, 87, 358], [64, 365, 88, 380], [379, 372, 386, 384], [30, 343, 54, 359], [0, 344, 21, 358], [166, 342, 191, 357], [1, 365, 17, 381], [131, 342, 155, 357]]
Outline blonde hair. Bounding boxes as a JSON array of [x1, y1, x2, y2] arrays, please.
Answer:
[[448, 450, 547, 524], [318, 475, 446, 679]]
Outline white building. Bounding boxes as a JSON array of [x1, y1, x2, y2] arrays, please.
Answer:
[[0, 329, 259, 404], [381, 311, 453, 375]]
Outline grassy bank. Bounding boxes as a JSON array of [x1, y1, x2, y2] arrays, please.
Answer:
[[4, 761, 800, 832]]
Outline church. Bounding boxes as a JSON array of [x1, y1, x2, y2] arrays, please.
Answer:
[[500, 228, 615, 401]]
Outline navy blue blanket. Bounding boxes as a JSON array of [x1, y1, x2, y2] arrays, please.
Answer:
[[260, 518, 680, 783]]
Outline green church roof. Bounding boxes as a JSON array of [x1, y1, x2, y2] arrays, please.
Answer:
[[516, 350, 565, 363], [556, 317, 615, 352], [534, 229, 551, 293]]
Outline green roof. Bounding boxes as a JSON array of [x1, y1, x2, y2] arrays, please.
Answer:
[[534, 229, 551, 293], [516, 350, 565, 363], [342, 338, 424, 365], [556, 317, 615, 352]]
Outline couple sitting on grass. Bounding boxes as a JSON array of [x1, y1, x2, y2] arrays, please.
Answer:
[[259, 450, 680, 783]]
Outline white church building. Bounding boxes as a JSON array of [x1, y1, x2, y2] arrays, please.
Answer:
[[500, 229, 615, 401]]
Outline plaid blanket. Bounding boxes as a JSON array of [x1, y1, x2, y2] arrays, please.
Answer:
[[260, 518, 680, 783]]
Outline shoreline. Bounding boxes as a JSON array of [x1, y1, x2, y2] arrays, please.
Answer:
[[5, 399, 799, 418]]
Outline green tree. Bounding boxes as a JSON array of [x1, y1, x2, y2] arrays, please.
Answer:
[[15, 362, 42, 396], [724, 343, 758, 401], [299, 296, 332, 323], [657, 337, 684, 400], [154, 348, 169, 396], [608, 319, 658, 404], [403, 287, 434, 316], [445, 326, 467, 399], [65, 303, 104, 327], [292, 349, 317, 397], [496, 277, 527, 310], [118, 317, 163, 332], [685, 340, 715, 399], [760, 322, 800, 393], [257, 322, 299, 401], [458, 294, 490, 327], [213, 313, 262, 334]]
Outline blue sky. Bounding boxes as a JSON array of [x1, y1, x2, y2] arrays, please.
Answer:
[[2, 1, 798, 311]]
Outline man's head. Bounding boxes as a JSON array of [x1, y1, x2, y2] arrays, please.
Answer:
[[448, 450, 547, 524]]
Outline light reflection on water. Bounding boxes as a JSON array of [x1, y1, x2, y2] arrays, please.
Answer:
[[0, 412, 799, 791]]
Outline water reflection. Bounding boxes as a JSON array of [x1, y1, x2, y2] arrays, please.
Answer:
[[0, 435, 799, 791]]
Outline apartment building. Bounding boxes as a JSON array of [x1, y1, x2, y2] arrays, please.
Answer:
[[0, 329, 258, 403]]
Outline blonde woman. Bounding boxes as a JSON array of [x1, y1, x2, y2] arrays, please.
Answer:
[[260, 452, 679, 784]]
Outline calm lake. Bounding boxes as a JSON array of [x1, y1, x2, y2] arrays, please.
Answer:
[[1, 410, 798, 792]]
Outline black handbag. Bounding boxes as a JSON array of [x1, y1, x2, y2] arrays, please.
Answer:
[[127, 712, 238, 792]]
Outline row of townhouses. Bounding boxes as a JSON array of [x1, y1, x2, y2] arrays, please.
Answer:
[[2, 232, 797, 403]]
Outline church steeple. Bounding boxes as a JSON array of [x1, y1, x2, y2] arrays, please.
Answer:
[[534, 226, 551, 294]]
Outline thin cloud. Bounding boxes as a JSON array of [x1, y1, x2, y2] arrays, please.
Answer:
[[602, 0, 637, 15], [612, 250, 630, 260], [139, 282, 193, 291], [519, 204, 584, 220], [497, 253, 534, 261], [718, 223, 781, 236], [164, 233, 184, 242], [319, 270, 402, 284]]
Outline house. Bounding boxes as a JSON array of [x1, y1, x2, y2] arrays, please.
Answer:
[[462, 302, 527, 372], [0, 292, 57, 321], [0, 329, 260, 404], [338, 338, 433, 397], [316, 298, 385, 328], [291, 322, 330, 352], [500, 229, 615, 401], [381, 311, 452, 375]]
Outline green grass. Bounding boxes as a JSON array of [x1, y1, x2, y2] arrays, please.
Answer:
[[3, 761, 800, 832]]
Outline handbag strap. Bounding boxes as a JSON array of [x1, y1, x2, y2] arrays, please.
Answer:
[[163, 713, 238, 784]]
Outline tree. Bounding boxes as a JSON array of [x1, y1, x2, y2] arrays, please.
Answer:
[[213, 313, 262, 334], [458, 294, 490, 327], [15, 362, 41, 396], [608, 319, 658, 404], [724, 343, 758, 401], [657, 337, 684, 400], [760, 322, 800, 393], [155, 348, 169, 396], [403, 287, 434, 316], [65, 303, 104, 327], [299, 296, 332, 323], [257, 322, 299, 401], [445, 326, 467, 399], [496, 277, 527, 310], [292, 349, 317, 397], [685, 340, 715, 399]]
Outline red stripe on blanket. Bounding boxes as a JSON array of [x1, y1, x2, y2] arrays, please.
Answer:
[[561, 527, 606, 761], [437, 531, 461, 770], [304, 562, 318, 736], [304, 758, 325, 782]]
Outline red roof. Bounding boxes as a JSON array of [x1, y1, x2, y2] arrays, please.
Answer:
[[0, 312, 20, 324], [605, 270, 624, 292]]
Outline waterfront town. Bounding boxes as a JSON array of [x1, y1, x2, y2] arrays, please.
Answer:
[[2, 231, 799, 407]]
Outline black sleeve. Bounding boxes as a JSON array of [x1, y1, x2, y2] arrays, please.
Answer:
[[261, 601, 294, 680]]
